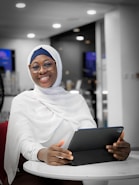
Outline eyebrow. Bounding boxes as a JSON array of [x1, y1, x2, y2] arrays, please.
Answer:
[[31, 59, 54, 64]]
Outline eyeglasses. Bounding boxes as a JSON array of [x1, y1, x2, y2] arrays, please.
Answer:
[[29, 60, 56, 73]]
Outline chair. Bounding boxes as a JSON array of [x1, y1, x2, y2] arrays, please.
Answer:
[[0, 121, 8, 185]]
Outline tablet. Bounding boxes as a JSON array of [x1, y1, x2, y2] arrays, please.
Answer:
[[68, 126, 124, 166]]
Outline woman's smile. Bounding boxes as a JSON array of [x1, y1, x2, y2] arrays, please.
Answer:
[[39, 75, 50, 83]]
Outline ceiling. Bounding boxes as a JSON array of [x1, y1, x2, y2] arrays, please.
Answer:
[[0, 0, 139, 40]]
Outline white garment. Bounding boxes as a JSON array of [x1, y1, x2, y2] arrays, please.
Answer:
[[4, 45, 97, 184]]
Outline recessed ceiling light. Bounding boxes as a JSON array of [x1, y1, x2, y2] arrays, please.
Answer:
[[73, 28, 80, 32], [27, 33, 36, 38], [87, 10, 96, 15], [76, 36, 84, 41], [52, 23, 61, 29], [15, 2, 26, 8], [85, 40, 91, 44]]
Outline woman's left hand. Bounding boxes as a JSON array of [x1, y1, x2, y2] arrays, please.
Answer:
[[106, 132, 131, 161]]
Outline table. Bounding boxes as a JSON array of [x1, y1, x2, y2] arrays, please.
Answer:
[[23, 151, 139, 185]]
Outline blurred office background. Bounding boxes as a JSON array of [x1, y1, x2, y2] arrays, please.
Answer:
[[0, 0, 139, 150]]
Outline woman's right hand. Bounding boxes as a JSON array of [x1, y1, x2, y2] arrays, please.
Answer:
[[37, 140, 74, 165]]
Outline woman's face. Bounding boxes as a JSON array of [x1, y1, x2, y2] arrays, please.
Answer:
[[29, 54, 57, 88]]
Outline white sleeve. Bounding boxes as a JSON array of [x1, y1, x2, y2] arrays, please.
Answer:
[[7, 99, 45, 161], [19, 120, 45, 161], [20, 139, 45, 161], [4, 95, 46, 184]]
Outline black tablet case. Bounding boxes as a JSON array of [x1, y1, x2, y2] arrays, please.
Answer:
[[68, 126, 124, 166]]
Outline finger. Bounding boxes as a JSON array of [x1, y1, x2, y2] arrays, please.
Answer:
[[113, 140, 130, 148], [121, 131, 124, 138], [48, 156, 71, 166], [117, 131, 124, 142], [113, 153, 124, 160], [106, 131, 125, 149], [108, 144, 130, 159], [51, 145, 72, 156], [53, 140, 72, 155], [54, 150, 73, 161], [113, 150, 129, 160], [56, 140, 65, 147], [49, 141, 73, 161], [48, 145, 73, 160]]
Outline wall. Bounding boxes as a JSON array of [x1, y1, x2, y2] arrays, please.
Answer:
[[105, 5, 139, 148], [95, 19, 108, 127], [52, 40, 84, 85], [50, 23, 96, 88], [0, 38, 50, 92], [53, 41, 96, 87]]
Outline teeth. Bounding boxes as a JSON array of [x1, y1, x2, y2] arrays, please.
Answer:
[[40, 76, 49, 82]]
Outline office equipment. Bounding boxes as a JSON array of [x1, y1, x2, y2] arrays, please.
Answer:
[[68, 126, 123, 165]]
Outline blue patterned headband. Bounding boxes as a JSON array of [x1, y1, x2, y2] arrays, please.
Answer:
[[30, 47, 53, 63]]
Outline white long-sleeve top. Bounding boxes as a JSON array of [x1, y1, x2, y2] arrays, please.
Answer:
[[4, 88, 96, 184]]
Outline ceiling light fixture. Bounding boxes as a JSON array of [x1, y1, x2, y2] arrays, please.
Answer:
[[15, 2, 26, 8], [76, 35, 84, 41], [52, 23, 61, 29], [85, 40, 91, 44], [87, 10, 96, 15], [73, 28, 80, 32], [27, 33, 36, 38]]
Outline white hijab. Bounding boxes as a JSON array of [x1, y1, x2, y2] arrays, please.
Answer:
[[4, 45, 96, 184]]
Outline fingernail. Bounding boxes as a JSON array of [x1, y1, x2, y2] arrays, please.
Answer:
[[113, 143, 117, 146], [70, 156, 74, 160]]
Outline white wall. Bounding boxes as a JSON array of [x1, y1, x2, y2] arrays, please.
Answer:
[[105, 5, 139, 148], [0, 38, 50, 91], [105, 9, 123, 125]]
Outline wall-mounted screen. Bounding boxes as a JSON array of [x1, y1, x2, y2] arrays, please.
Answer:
[[0, 49, 15, 73], [83, 51, 96, 78]]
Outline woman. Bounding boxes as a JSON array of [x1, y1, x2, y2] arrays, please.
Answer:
[[4, 45, 130, 185]]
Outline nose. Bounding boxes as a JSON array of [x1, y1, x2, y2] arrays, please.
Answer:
[[39, 65, 47, 74]]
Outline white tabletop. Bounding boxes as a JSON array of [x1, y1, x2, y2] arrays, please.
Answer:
[[23, 151, 139, 182]]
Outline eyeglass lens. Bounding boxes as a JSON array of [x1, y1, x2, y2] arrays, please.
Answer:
[[30, 61, 55, 73]]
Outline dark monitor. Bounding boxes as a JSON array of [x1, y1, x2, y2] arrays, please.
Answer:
[[83, 51, 96, 78], [0, 49, 15, 73]]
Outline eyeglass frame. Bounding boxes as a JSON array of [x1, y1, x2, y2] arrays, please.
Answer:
[[29, 60, 56, 73]]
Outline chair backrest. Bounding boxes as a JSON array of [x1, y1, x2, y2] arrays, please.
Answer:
[[0, 121, 8, 184]]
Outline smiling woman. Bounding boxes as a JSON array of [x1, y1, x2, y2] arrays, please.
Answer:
[[4, 44, 130, 185], [4, 44, 97, 185]]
